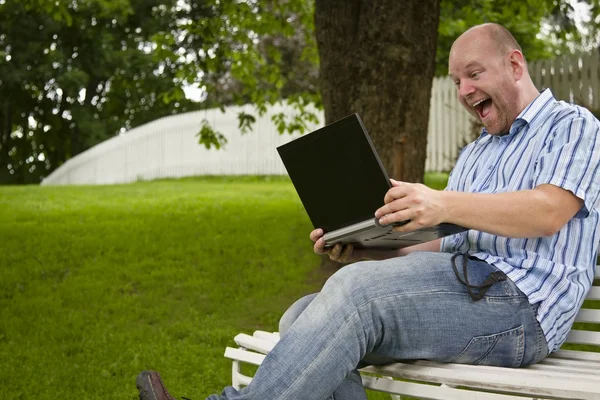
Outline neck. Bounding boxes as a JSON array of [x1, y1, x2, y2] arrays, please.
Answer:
[[515, 78, 540, 115]]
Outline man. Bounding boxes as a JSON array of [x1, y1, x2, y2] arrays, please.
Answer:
[[137, 23, 600, 400]]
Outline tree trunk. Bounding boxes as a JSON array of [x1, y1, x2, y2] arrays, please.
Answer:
[[314, 0, 440, 182]]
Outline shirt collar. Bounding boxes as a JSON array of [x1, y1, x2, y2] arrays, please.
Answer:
[[479, 89, 556, 139], [515, 88, 555, 126]]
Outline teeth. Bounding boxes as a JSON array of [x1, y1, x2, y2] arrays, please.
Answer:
[[473, 98, 490, 107]]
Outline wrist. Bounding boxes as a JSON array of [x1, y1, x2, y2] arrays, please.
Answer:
[[439, 190, 456, 224]]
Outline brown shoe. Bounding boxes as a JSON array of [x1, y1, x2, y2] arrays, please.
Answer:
[[136, 370, 176, 400]]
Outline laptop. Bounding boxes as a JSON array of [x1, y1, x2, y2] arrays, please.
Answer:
[[276, 113, 466, 249]]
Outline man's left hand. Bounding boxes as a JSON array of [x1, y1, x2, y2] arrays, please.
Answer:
[[374, 179, 446, 232]]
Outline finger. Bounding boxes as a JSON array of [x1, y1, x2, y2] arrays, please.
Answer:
[[329, 243, 343, 261], [375, 199, 409, 221], [314, 237, 327, 254], [338, 244, 354, 263], [383, 185, 410, 205], [379, 208, 412, 226], [392, 219, 427, 233], [310, 228, 324, 242], [375, 203, 393, 220], [390, 178, 404, 187]]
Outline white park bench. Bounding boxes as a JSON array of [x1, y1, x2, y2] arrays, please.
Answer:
[[224, 266, 600, 399]]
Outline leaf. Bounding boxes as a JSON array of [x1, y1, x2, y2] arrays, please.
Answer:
[[237, 112, 257, 134], [196, 119, 228, 150]]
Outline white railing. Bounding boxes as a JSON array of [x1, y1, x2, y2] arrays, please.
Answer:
[[42, 91, 474, 186], [41, 105, 312, 185], [41, 50, 600, 186]]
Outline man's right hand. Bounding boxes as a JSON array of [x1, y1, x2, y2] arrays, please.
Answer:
[[310, 228, 357, 263], [310, 229, 440, 263]]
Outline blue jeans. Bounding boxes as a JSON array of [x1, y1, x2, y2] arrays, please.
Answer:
[[207, 252, 548, 400]]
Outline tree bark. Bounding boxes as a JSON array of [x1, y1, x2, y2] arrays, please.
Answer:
[[314, 0, 440, 182]]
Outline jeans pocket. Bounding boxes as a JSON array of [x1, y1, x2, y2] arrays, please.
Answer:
[[451, 325, 525, 368]]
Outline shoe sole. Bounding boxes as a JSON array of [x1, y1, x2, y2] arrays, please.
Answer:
[[136, 371, 159, 400]]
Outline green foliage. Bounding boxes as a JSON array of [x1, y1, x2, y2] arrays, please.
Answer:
[[191, 0, 600, 146], [0, 0, 201, 184], [196, 119, 228, 149], [436, 0, 600, 75], [238, 112, 257, 134], [0, 0, 321, 182], [3, 0, 600, 184], [175, 0, 321, 148]]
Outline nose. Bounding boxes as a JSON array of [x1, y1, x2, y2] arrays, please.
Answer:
[[458, 81, 476, 98]]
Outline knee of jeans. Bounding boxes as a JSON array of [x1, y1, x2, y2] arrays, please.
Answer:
[[323, 261, 373, 297], [278, 293, 319, 335]]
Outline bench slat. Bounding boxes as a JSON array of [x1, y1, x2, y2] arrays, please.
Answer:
[[360, 375, 535, 400], [362, 361, 600, 399], [574, 308, 600, 324], [526, 361, 600, 375], [540, 356, 600, 369], [253, 331, 279, 343], [233, 333, 275, 353], [550, 349, 600, 362], [565, 329, 600, 346], [585, 286, 600, 301], [224, 347, 266, 366], [226, 352, 536, 400], [596, 265, 600, 280], [407, 359, 600, 381]]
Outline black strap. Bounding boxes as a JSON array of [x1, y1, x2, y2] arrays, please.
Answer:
[[451, 253, 507, 301]]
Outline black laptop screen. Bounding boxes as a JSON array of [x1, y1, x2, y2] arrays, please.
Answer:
[[277, 114, 392, 233]]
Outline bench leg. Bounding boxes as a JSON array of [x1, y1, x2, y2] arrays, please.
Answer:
[[231, 360, 242, 390], [381, 376, 402, 400]]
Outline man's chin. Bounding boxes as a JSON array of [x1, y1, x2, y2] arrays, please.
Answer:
[[483, 122, 502, 135], [485, 124, 509, 136]]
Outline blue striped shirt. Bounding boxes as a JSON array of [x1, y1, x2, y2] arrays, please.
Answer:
[[440, 89, 600, 352]]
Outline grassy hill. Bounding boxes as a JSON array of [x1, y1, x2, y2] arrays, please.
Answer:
[[0, 175, 448, 399]]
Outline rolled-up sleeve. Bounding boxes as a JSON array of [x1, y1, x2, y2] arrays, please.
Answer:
[[532, 114, 600, 218]]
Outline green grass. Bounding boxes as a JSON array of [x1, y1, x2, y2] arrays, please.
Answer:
[[0, 175, 447, 399]]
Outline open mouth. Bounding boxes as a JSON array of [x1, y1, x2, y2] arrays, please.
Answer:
[[473, 97, 492, 119]]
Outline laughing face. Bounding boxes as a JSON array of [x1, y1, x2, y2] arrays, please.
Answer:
[[448, 31, 523, 135]]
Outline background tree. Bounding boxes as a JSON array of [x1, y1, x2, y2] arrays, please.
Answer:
[[435, 0, 600, 76], [0, 0, 317, 184], [192, 0, 600, 182], [2, 0, 600, 184], [0, 0, 206, 184], [314, 0, 440, 182]]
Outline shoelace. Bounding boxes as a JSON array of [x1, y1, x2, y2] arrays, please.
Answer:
[[153, 373, 176, 400], [451, 252, 507, 301]]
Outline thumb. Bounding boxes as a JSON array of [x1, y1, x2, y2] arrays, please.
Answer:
[[390, 178, 403, 187]]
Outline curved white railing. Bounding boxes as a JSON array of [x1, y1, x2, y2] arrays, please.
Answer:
[[41, 79, 478, 186], [41, 104, 319, 185]]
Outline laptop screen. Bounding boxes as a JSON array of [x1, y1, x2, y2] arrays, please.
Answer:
[[277, 114, 392, 233]]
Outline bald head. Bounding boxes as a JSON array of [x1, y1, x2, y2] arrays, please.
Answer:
[[452, 23, 524, 61]]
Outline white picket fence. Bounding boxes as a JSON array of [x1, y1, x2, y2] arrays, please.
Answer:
[[41, 50, 600, 186], [41, 104, 312, 186], [531, 50, 600, 109]]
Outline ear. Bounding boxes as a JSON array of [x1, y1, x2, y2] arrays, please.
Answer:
[[508, 50, 525, 81]]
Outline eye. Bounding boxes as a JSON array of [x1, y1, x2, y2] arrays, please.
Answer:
[[471, 71, 480, 79], [454, 80, 460, 88]]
